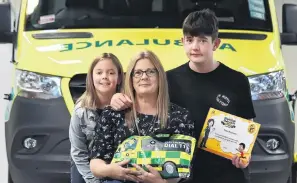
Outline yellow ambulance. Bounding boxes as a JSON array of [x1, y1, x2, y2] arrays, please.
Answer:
[[0, 0, 297, 183]]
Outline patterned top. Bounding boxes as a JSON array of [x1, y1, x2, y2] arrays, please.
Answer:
[[90, 103, 195, 162]]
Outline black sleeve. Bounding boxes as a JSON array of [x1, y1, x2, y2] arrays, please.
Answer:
[[89, 107, 116, 162], [236, 74, 256, 119]]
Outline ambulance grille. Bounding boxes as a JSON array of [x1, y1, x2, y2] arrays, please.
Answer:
[[69, 74, 86, 103]]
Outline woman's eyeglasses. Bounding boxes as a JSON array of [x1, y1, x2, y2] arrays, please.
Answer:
[[132, 68, 158, 78]]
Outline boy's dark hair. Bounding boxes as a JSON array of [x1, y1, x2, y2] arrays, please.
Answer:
[[239, 143, 245, 149], [182, 9, 219, 41]]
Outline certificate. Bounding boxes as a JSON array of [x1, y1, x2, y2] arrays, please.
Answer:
[[198, 108, 260, 164]]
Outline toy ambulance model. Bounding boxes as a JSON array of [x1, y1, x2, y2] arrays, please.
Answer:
[[111, 134, 196, 179]]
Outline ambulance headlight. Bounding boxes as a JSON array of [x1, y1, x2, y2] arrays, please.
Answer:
[[23, 137, 37, 149], [266, 138, 280, 151], [248, 70, 286, 100], [258, 136, 285, 154], [16, 70, 61, 99]]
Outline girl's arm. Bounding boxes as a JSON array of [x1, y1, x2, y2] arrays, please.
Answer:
[[89, 159, 111, 178], [69, 108, 98, 183]]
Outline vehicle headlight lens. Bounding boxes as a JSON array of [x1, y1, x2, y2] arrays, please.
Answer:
[[23, 137, 37, 149], [16, 70, 61, 99], [266, 138, 280, 151], [248, 70, 285, 100]]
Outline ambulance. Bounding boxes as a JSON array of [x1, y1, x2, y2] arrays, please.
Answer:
[[0, 0, 297, 183]]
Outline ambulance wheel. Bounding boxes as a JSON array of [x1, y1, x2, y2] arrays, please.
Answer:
[[163, 162, 177, 175]]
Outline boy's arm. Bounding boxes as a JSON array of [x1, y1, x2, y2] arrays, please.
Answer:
[[236, 75, 256, 119], [111, 75, 182, 111], [231, 74, 255, 171], [110, 93, 132, 111]]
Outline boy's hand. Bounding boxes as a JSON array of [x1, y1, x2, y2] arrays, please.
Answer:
[[110, 93, 132, 111], [232, 155, 250, 169]]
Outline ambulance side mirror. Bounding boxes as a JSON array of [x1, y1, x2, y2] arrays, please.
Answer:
[[0, 3, 13, 43], [281, 4, 297, 45]]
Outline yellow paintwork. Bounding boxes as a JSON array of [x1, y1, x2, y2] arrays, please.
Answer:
[[14, 1, 285, 80], [17, 27, 286, 115], [16, 29, 284, 77]]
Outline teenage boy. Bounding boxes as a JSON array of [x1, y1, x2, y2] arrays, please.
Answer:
[[110, 9, 256, 183]]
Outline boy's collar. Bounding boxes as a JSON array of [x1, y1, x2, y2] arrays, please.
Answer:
[[188, 60, 220, 74]]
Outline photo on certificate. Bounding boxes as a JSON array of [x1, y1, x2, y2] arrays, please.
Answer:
[[198, 108, 261, 164]]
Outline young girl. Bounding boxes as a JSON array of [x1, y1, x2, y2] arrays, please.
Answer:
[[69, 53, 124, 183]]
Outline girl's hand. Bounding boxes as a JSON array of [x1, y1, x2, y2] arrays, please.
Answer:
[[133, 164, 167, 183], [108, 160, 142, 182]]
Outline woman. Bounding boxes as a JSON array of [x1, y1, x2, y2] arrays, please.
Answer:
[[89, 50, 195, 183], [69, 53, 124, 183]]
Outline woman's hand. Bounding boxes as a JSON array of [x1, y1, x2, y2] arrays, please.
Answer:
[[133, 164, 167, 183], [108, 160, 142, 182]]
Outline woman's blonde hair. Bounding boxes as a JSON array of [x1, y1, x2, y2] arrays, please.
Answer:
[[124, 50, 169, 132], [77, 53, 124, 109]]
